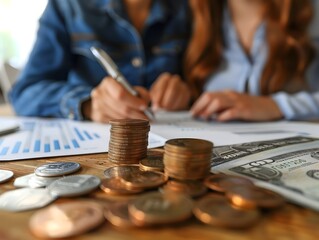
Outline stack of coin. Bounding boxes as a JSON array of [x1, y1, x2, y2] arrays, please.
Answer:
[[163, 138, 213, 180], [108, 119, 150, 164]]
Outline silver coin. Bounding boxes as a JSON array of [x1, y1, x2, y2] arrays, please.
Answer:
[[0, 170, 14, 183], [47, 175, 101, 197], [0, 188, 57, 212], [35, 162, 81, 177], [29, 175, 61, 188], [13, 173, 34, 188], [13, 173, 61, 188]]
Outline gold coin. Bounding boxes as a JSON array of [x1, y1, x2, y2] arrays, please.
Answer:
[[160, 179, 207, 198], [100, 178, 144, 195], [29, 201, 104, 238], [226, 185, 286, 209], [164, 138, 213, 153], [139, 156, 164, 172], [204, 174, 254, 192], [120, 168, 168, 190], [109, 119, 149, 126], [193, 194, 260, 228], [128, 192, 193, 226], [104, 201, 135, 228]]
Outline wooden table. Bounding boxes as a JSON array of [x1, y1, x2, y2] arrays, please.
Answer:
[[1, 104, 319, 240]]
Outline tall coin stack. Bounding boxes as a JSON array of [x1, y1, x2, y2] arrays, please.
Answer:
[[108, 119, 150, 164], [163, 138, 213, 180]]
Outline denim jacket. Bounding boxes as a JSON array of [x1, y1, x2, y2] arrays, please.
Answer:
[[205, 2, 319, 120], [9, 0, 190, 120]]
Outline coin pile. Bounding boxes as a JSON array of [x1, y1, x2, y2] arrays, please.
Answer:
[[101, 165, 167, 195], [192, 173, 286, 228], [163, 138, 213, 180], [104, 192, 194, 227], [108, 119, 150, 164]]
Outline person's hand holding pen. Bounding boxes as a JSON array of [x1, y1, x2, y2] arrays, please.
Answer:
[[82, 77, 151, 123], [82, 47, 154, 123]]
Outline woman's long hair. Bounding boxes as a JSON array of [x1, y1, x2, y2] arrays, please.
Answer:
[[184, 0, 314, 98]]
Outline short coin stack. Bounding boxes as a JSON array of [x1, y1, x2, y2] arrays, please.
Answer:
[[163, 138, 213, 180], [108, 119, 150, 164]]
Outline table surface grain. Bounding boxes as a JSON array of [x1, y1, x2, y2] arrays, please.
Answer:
[[1, 104, 319, 240]]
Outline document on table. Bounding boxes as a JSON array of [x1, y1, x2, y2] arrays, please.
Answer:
[[1, 112, 319, 161], [151, 111, 319, 146], [0, 117, 166, 161]]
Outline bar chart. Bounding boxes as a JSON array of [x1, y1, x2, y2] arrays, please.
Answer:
[[0, 117, 166, 161]]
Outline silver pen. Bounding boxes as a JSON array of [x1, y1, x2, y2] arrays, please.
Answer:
[[90, 46, 155, 120]]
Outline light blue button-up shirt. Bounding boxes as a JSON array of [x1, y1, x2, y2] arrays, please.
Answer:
[[205, 2, 319, 120]]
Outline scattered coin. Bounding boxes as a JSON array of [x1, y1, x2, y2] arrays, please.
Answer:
[[159, 179, 207, 198], [100, 178, 144, 195], [14, 173, 60, 188], [35, 162, 81, 177], [29, 201, 104, 238], [29, 174, 61, 188], [193, 194, 260, 228], [204, 174, 255, 193], [139, 155, 164, 172], [48, 175, 101, 197], [103, 165, 167, 190], [0, 170, 14, 183], [129, 192, 193, 226], [104, 201, 135, 228], [0, 188, 57, 212], [226, 185, 286, 209]]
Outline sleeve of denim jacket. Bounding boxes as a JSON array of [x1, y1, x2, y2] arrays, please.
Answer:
[[271, 1, 319, 120], [9, 0, 91, 120]]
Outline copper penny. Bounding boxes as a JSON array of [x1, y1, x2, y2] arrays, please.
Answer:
[[128, 192, 193, 226], [29, 201, 104, 238], [226, 185, 286, 209], [204, 174, 254, 192], [193, 194, 260, 228]]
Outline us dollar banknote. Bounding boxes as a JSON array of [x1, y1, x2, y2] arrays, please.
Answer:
[[212, 136, 319, 211]]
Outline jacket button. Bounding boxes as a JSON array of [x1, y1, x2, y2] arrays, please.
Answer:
[[131, 57, 143, 67]]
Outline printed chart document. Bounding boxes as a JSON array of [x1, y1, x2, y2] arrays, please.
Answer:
[[212, 136, 319, 212], [0, 117, 166, 161]]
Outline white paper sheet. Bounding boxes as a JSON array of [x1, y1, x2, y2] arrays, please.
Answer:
[[151, 111, 319, 146], [0, 117, 166, 161]]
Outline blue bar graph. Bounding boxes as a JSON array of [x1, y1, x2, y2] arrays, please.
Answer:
[[74, 128, 84, 141], [72, 139, 80, 148], [12, 141, 22, 154], [0, 147, 9, 156], [0, 119, 107, 160], [54, 140, 60, 150], [23, 148, 30, 153], [44, 144, 50, 152], [84, 131, 93, 140], [34, 140, 41, 152]]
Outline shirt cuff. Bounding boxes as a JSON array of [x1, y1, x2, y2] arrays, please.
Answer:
[[60, 86, 92, 120], [272, 92, 319, 120]]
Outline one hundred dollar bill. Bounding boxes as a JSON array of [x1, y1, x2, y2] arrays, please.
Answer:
[[211, 136, 319, 211]]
